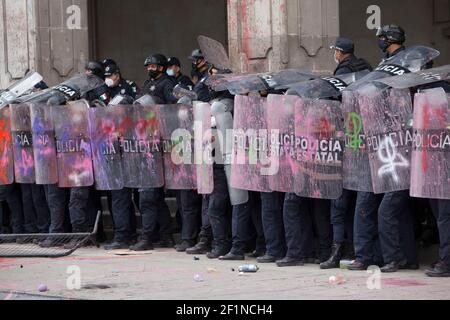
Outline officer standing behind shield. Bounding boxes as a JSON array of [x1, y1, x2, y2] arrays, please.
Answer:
[[320, 38, 373, 269], [101, 64, 141, 250], [129, 54, 176, 251], [348, 25, 418, 272]]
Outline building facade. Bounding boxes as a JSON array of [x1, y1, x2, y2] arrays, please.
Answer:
[[1, 0, 449, 88]]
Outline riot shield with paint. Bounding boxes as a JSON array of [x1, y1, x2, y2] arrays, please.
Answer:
[[18, 74, 105, 105], [359, 85, 413, 194], [347, 46, 440, 92], [10, 104, 35, 184], [119, 105, 164, 189], [52, 101, 94, 188], [266, 94, 298, 193], [281, 71, 370, 99], [294, 98, 344, 199], [341, 91, 373, 192], [410, 88, 450, 200], [231, 95, 271, 192], [211, 99, 249, 205], [30, 104, 58, 185], [0, 72, 43, 109], [0, 106, 14, 185], [89, 106, 125, 191], [341, 45, 439, 192], [375, 64, 450, 89], [197, 35, 231, 71], [209, 69, 315, 95], [159, 104, 197, 190], [193, 101, 214, 195]]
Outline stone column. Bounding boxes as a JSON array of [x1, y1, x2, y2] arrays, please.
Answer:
[[227, 0, 340, 75]]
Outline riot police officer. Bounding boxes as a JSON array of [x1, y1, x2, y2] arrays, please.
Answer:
[[188, 49, 212, 102], [167, 57, 194, 90], [331, 37, 373, 76], [99, 64, 140, 250], [320, 38, 373, 269], [85, 61, 105, 79], [129, 54, 175, 251], [348, 25, 418, 272]]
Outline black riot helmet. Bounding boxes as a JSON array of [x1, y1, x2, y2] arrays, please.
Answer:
[[376, 25, 406, 44], [85, 61, 104, 78], [144, 54, 168, 68]]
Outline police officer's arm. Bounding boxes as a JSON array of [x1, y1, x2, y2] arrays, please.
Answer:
[[334, 66, 353, 76], [163, 80, 178, 104]]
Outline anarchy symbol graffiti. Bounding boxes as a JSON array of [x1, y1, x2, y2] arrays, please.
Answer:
[[377, 137, 409, 183]]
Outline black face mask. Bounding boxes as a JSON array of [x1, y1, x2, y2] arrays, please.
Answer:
[[148, 70, 161, 79]]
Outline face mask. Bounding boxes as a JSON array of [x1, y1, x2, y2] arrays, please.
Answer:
[[167, 69, 176, 77], [334, 53, 340, 65], [378, 39, 390, 52], [105, 78, 115, 88], [148, 70, 160, 79]]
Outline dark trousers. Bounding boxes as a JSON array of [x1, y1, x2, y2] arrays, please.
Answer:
[[354, 192, 383, 265], [331, 189, 356, 245], [207, 166, 232, 251], [0, 184, 25, 233], [139, 187, 172, 239], [230, 192, 265, 255], [378, 190, 417, 265], [261, 192, 286, 258], [20, 184, 51, 233], [69, 187, 92, 232], [431, 199, 450, 266], [111, 188, 133, 242], [178, 190, 202, 242], [44, 185, 68, 233], [283, 194, 332, 261], [198, 195, 212, 242]]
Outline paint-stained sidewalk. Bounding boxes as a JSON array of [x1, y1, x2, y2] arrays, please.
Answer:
[[0, 248, 449, 300]]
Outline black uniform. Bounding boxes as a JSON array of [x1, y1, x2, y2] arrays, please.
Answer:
[[193, 69, 212, 103], [171, 74, 194, 91], [142, 74, 177, 104], [334, 54, 373, 76]]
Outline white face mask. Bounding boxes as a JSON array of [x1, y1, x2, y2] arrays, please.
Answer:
[[334, 52, 340, 64], [105, 78, 115, 87], [167, 69, 176, 77]]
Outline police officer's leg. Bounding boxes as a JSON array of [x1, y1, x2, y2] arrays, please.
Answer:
[[155, 188, 174, 247], [349, 192, 382, 270], [312, 199, 332, 263], [399, 204, 419, 268], [250, 193, 265, 256], [44, 185, 68, 234], [378, 190, 415, 272], [4, 184, 26, 234], [20, 184, 38, 234], [258, 192, 286, 262], [129, 188, 162, 251], [186, 195, 212, 254], [31, 184, 51, 233], [68, 187, 90, 232], [426, 200, 450, 277], [207, 166, 231, 259], [321, 190, 353, 269], [220, 192, 256, 260], [276, 193, 308, 267], [176, 190, 202, 251], [105, 188, 133, 250]]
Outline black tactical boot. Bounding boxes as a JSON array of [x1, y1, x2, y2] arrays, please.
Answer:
[[320, 243, 345, 269], [186, 239, 210, 255], [129, 236, 154, 252]]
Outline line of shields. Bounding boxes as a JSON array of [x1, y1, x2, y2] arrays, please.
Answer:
[[0, 101, 214, 194], [230, 88, 450, 200]]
